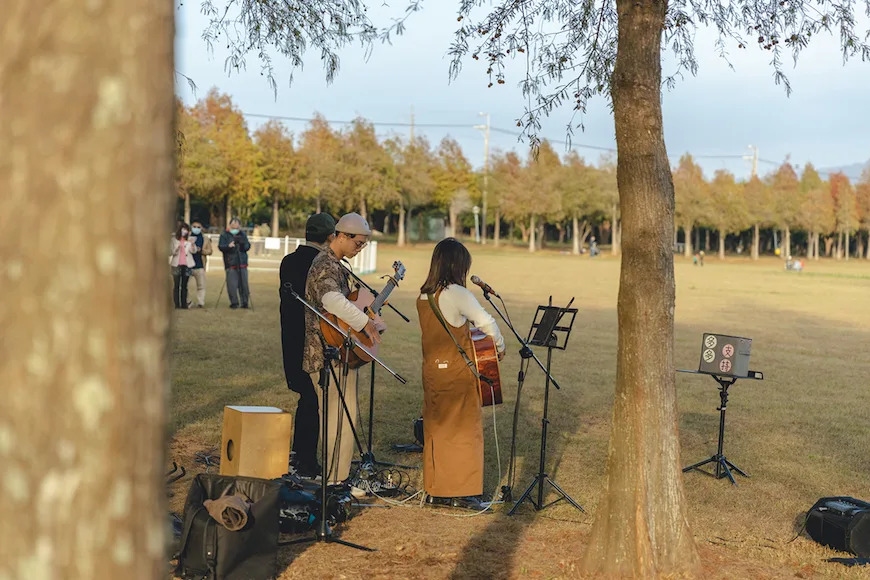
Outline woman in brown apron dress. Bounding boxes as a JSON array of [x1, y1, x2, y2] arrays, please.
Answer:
[[417, 238, 505, 510]]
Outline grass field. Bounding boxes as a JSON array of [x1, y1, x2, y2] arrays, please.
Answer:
[[169, 245, 870, 579]]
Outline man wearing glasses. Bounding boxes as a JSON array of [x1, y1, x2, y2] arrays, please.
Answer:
[[302, 213, 380, 495]]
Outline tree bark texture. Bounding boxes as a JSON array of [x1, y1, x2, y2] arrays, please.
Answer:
[[184, 191, 191, 225], [528, 215, 536, 252], [397, 202, 406, 247], [0, 0, 174, 577], [493, 209, 501, 247], [718, 228, 726, 259], [582, 0, 700, 575]]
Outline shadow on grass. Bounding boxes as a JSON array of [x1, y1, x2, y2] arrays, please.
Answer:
[[450, 513, 532, 579]]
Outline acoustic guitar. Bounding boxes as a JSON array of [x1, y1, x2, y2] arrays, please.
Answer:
[[471, 328, 502, 407], [320, 261, 405, 369]]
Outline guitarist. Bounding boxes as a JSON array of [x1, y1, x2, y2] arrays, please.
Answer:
[[279, 212, 336, 478], [417, 238, 505, 511], [302, 212, 381, 491]]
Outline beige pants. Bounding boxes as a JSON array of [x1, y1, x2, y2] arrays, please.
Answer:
[[188, 268, 206, 306], [309, 366, 359, 485]]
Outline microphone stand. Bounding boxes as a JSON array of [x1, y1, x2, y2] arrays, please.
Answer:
[[285, 290, 406, 553], [476, 288, 562, 504], [339, 263, 416, 472]]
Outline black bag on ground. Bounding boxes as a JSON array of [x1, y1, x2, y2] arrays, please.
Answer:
[[806, 496, 870, 557], [176, 473, 281, 579]]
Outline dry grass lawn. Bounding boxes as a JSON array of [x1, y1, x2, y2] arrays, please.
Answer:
[[168, 243, 870, 579]]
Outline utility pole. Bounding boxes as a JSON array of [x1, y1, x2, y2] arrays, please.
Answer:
[[743, 145, 758, 178], [474, 112, 490, 244]]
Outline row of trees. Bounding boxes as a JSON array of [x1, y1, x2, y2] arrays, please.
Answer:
[[177, 89, 870, 259]]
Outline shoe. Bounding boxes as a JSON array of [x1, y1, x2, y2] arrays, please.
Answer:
[[350, 486, 367, 499], [196, 304, 204, 309], [450, 496, 487, 511], [240, 304, 249, 309], [229, 304, 239, 309], [295, 462, 322, 479], [425, 495, 451, 506]]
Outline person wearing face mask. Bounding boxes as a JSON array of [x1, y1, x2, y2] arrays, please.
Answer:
[[170, 222, 195, 309], [187, 221, 213, 309], [218, 218, 252, 309]]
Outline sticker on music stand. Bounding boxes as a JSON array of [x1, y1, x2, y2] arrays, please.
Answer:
[[722, 344, 734, 358], [704, 335, 718, 349], [703, 349, 715, 363], [719, 359, 732, 373]]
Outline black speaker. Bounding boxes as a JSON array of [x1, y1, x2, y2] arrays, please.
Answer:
[[806, 497, 870, 557]]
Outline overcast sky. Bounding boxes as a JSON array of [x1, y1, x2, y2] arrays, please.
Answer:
[[175, 2, 869, 182]]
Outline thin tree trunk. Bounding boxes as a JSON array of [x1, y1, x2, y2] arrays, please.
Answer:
[[557, 223, 565, 244], [316, 196, 322, 214], [718, 228, 726, 259], [493, 208, 501, 247], [705, 228, 710, 252], [784, 225, 791, 260], [0, 0, 173, 576], [751, 223, 760, 260], [225, 196, 232, 226], [519, 221, 529, 243], [807, 230, 814, 258], [583, 0, 699, 574], [271, 195, 279, 237], [528, 215, 536, 252], [572, 214, 581, 255], [184, 190, 191, 224], [383, 213, 390, 235], [359, 195, 368, 220], [837, 230, 843, 259], [397, 201, 406, 247], [683, 225, 693, 258], [824, 235, 834, 257], [845, 230, 851, 260]]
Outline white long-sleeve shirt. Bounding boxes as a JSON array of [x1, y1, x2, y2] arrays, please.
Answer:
[[321, 291, 370, 332], [423, 284, 505, 352]]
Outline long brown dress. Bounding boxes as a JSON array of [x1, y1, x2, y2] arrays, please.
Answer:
[[417, 290, 484, 498]]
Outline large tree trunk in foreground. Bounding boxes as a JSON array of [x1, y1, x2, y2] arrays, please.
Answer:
[[582, 0, 700, 575], [0, 0, 174, 576]]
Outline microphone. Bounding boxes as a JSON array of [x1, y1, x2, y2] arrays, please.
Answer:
[[470, 275, 499, 298]]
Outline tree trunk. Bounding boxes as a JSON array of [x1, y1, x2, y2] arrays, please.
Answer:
[[0, 0, 173, 576], [519, 221, 529, 243], [704, 228, 710, 252], [184, 190, 191, 225], [536, 222, 545, 250], [493, 209, 501, 247], [845, 230, 851, 261], [751, 223, 760, 260], [824, 235, 834, 257], [271, 195, 280, 237], [528, 215, 536, 252], [572, 214, 581, 255], [316, 196, 322, 214], [448, 203, 458, 238], [359, 194, 368, 220], [582, 0, 699, 575], [382, 213, 390, 235], [836, 230, 843, 259], [784, 225, 791, 260], [557, 222, 565, 244], [397, 201, 406, 247], [718, 228, 726, 259], [225, 196, 232, 226], [683, 225, 693, 258], [612, 218, 622, 255], [807, 230, 814, 258]]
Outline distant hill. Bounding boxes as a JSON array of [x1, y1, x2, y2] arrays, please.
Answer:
[[818, 160, 868, 181]]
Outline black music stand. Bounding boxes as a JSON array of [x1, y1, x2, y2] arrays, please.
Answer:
[[680, 333, 763, 486], [508, 298, 583, 515]]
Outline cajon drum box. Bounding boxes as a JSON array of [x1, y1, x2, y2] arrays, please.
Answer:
[[220, 406, 292, 479]]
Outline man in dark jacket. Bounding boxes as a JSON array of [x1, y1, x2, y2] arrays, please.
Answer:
[[218, 218, 251, 309], [280, 213, 336, 477]]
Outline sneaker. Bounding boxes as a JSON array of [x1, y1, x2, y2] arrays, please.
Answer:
[[196, 304, 204, 309], [229, 304, 239, 309], [296, 463, 322, 479], [450, 496, 487, 511], [350, 486, 367, 499], [425, 495, 451, 507]]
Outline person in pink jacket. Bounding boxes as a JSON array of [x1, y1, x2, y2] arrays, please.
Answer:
[[170, 222, 195, 309]]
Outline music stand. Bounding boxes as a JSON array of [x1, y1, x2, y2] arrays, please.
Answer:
[[680, 333, 763, 486], [508, 297, 583, 515]]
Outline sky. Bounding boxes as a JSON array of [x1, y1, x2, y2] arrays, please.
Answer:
[[174, 1, 870, 182]]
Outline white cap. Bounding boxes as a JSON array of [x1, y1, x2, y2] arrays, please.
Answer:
[[335, 213, 371, 236]]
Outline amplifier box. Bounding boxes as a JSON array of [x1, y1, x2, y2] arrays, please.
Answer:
[[220, 406, 292, 479], [806, 496, 870, 557]]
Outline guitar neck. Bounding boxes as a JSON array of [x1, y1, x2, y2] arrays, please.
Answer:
[[369, 280, 396, 314]]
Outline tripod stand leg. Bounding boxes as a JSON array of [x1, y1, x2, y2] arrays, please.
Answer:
[[682, 455, 717, 473], [546, 478, 585, 512], [717, 459, 737, 485], [507, 475, 542, 515], [723, 458, 749, 478]]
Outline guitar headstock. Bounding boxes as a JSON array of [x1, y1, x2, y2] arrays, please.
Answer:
[[391, 261, 406, 283]]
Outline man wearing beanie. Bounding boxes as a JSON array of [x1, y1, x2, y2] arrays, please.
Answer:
[[280, 212, 336, 478], [303, 212, 381, 495]]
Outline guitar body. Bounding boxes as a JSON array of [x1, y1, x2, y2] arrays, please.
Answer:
[[471, 328, 502, 407], [319, 287, 386, 369]]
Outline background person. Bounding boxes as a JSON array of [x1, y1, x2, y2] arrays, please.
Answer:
[[218, 218, 251, 309], [187, 220, 212, 308], [169, 222, 195, 309]]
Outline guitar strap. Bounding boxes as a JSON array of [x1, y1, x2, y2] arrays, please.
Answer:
[[426, 293, 493, 386]]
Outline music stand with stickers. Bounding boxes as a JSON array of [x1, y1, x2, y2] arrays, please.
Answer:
[[679, 333, 763, 485]]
